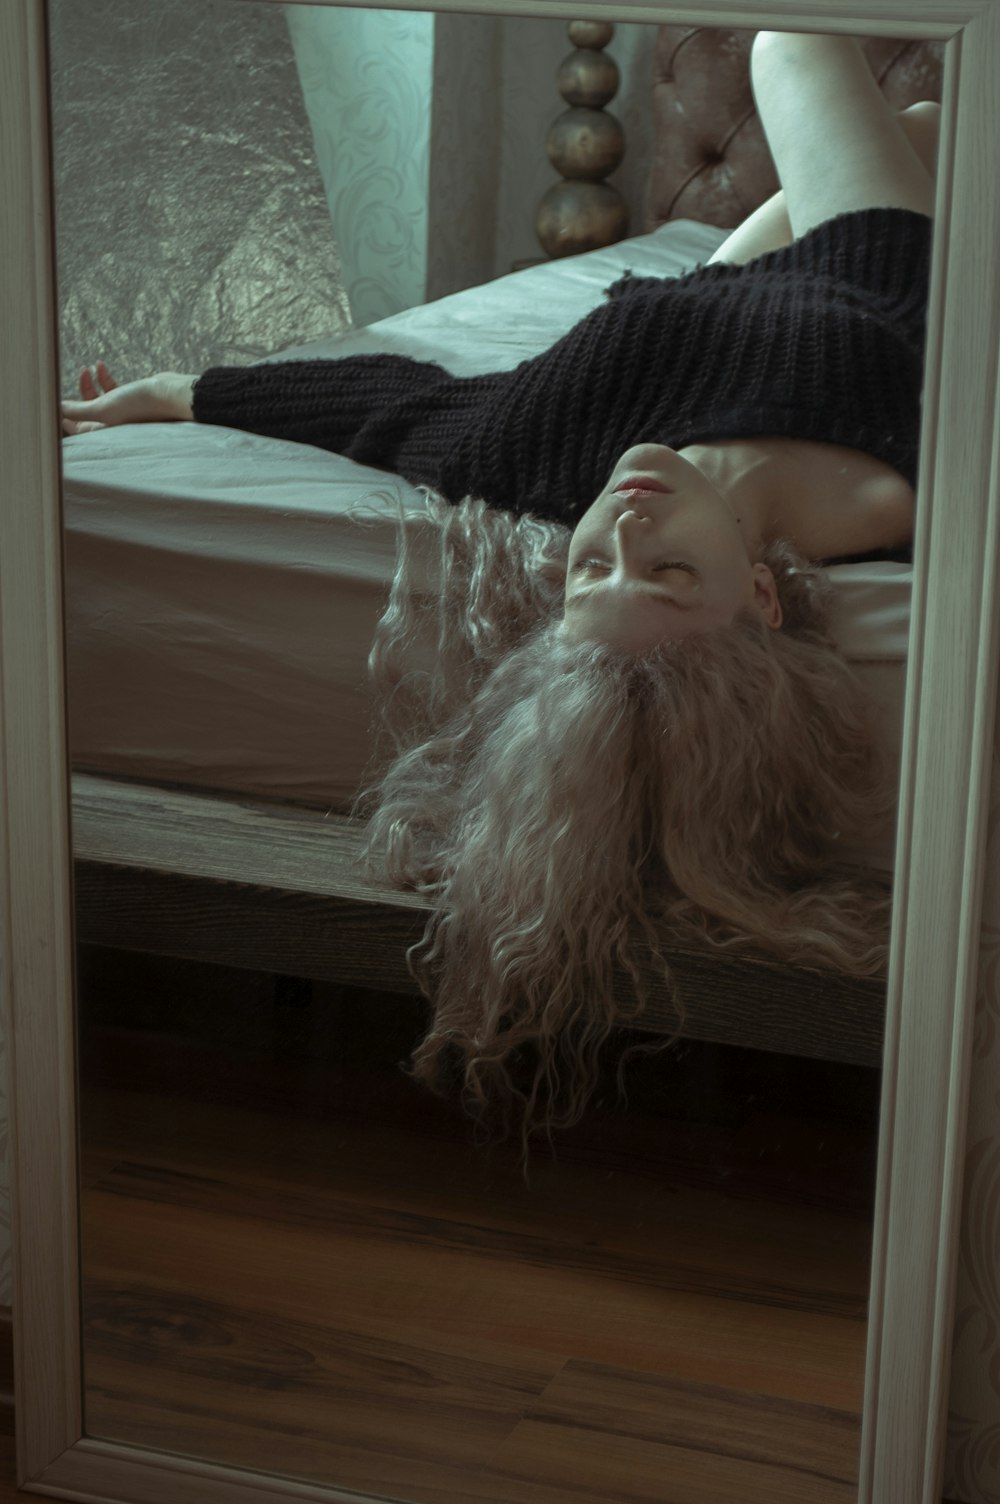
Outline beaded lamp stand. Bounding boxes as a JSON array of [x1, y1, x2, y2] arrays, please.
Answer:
[[536, 20, 629, 259]]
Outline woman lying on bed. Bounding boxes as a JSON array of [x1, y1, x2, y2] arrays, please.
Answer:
[[62, 32, 939, 1141]]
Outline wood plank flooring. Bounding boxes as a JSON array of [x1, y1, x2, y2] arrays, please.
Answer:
[[76, 947, 881, 1504]]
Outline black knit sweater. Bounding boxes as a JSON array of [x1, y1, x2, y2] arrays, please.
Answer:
[[193, 206, 931, 526]]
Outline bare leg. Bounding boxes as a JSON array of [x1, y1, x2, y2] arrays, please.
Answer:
[[750, 32, 935, 234], [708, 97, 939, 266], [709, 103, 939, 265]]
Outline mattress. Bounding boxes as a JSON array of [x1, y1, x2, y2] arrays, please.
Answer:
[[61, 219, 910, 870]]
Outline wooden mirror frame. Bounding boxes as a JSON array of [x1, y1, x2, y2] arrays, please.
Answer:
[[2, 0, 997, 1500]]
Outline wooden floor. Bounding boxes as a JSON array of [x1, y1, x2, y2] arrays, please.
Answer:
[[75, 946, 884, 1504]]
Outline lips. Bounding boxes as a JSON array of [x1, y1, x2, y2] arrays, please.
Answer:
[[612, 475, 672, 495]]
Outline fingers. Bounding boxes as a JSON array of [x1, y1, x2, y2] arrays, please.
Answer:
[[64, 363, 116, 437], [62, 389, 109, 435], [77, 362, 117, 399], [61, 417, 106, 436]]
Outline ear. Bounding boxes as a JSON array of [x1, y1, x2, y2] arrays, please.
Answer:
[[751, 563, 784, 630]]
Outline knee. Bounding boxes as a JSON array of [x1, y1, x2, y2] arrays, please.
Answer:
[[752, 29, 861, 61], [900, 100, 942, 126], [749, 30, 865, 105], [898, 100, 941, 176]]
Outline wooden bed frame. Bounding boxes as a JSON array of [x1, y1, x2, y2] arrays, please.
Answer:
[[71, 772, 886, 1066]]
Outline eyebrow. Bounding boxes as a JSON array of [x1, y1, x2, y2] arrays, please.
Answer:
[[564, 588, 702, 614]]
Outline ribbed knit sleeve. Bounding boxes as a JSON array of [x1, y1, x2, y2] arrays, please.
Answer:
[[192, 354, 510, 492]]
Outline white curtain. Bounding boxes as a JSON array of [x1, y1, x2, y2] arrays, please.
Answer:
[[285, 7, 657, 326]]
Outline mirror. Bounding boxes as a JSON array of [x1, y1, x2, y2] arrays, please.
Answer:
[[3, 0, 992, 1497], [53, 4, 933, 1497]]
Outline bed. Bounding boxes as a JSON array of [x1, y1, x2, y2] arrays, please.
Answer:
[[64, 25, 944, 1066]]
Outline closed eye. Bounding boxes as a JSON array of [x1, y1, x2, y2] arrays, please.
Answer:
[[571, 559, 698, 576]]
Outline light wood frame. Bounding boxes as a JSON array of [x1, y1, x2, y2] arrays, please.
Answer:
[[2, 0, 997, 1500]]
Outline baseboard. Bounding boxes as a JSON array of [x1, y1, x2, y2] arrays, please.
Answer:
[[0, 1307, 12, 1434]]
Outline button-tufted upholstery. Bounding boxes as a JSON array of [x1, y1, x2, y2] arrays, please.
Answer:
[[646, 28, 945, 230]]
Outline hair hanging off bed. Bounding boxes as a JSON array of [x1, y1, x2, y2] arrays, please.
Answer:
[[355, 490, 896, 1148]]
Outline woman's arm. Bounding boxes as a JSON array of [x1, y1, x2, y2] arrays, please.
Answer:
[[61, 362, 197, 435], [60, 354, 461, 462], [61, 351, 499, 505]]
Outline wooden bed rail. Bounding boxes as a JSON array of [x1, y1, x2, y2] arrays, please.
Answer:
[[70, 773, 886, 1068]]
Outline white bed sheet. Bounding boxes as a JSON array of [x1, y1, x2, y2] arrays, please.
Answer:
[[62, 219, 910, 869]]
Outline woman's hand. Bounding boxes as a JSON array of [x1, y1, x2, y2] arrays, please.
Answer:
[[61, 362, 198, 436]]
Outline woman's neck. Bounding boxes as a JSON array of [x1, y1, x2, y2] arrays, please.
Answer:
[[678, 436, 915, 560], [678, 440, 781, 552]]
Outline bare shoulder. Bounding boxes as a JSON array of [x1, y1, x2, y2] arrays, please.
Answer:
[[854, 466, 916, 532], [760, 437, 915, 559], [831, 458, 915, 557]]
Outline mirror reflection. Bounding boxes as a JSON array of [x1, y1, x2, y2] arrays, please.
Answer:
[[54, 2, 942, 1498]]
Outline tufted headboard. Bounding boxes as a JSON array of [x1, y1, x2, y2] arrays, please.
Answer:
[[645, 28, 945, 231]]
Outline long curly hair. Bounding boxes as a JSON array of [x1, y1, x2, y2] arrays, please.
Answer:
[[354, 491, 895, 1145]]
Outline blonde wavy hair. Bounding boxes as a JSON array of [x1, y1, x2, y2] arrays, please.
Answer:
[[354, 491, 895, 1146]]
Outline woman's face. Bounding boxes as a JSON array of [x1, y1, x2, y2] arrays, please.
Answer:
[[559, 444, 783, 651]]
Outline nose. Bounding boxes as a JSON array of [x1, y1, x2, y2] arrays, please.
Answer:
[[612, 509, 653, 573]]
